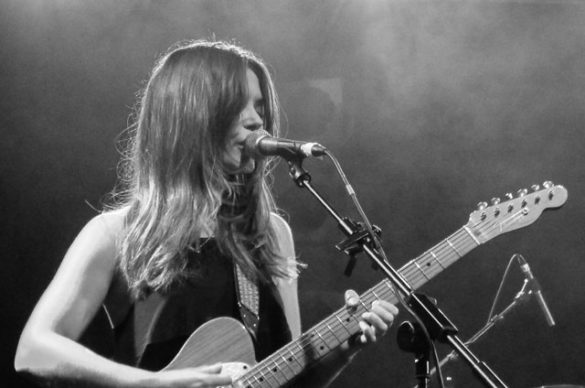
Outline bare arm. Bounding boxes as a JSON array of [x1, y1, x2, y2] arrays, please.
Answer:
[[14, 212, 232, 388], [271, 213, 302, 339]]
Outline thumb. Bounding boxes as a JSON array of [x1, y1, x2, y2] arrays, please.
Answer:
[[194, 364, 223, 374], [344, 289, 360, 308]]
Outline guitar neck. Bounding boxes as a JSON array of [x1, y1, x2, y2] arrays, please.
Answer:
[[232, 183, 567, 387], [234, 226, 479, 388]]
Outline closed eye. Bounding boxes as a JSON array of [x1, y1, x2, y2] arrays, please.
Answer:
[[254, 100, 265, 121]]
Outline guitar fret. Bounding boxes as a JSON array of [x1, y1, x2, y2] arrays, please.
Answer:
[[463, 226, 481, 245], [334, 314, 348, 332], [315, 330, 331, 354], [348, 311, 361, 327], [292, 340, 306, 362], [270, 359, 287, 385], [425, 256, 441, 276], [286, 346, 304, 369], [265, 357, 286, 387], [325, 322, 342, 343], [358, 298, 370, 312], [446, 238, 462, 257], [255, 368, 271, 388], [430, 251, 445, 269], [280, 354, 296, 377], [403, 258, 416, 273], [378, 282, 395, 300], [266, 366, 282, 388], [247, 374, 261, 388], [414, 261, 430, 280], [237, 379, 250, 388], [239, 371, 255, 388]]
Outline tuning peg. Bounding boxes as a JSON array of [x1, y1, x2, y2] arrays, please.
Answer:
[[477, 201, 488, 210], [531, 184, 541, 191], [505, 193, 514, 200], [543, 181, 553, 189], [517, 188, 528, 197], [490, 197, 501, 205]]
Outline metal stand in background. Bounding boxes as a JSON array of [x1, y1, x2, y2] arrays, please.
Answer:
[[287, 158, 508, 388], [422, 278, 532, 387], [398, 321, 433, 388]]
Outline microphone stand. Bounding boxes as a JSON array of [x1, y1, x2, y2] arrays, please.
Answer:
[[422, 279, 532, 386], [397, 321, 433, 388], [287, 158, 508, 388]]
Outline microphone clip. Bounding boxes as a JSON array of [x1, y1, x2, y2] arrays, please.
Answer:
[[335, 217, 382, 276], [514, 254, 556, 327]]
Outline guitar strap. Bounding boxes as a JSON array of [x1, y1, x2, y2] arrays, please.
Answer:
[[234, 263, 260, 340]]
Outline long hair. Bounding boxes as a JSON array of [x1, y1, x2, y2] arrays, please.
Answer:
[[113, 40, 288, 299]]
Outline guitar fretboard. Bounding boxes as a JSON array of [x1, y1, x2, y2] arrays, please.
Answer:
[[230, 184, 565, 387], [233, 225, 483, 388]]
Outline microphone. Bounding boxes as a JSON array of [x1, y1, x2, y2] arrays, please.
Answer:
[[514, 254, 555, 326], [244, 130, 327, 160]]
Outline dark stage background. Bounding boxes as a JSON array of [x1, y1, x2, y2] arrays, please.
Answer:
[[2, 1, 585, 387]]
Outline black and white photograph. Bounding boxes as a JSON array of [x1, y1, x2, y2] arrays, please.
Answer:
[[3, 1, 585, 387]]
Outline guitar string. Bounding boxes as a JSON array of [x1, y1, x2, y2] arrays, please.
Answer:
[[236, 212, 526, 387], [238, 221, 492, 388], [237, 241, 466, 388], [237, 223, 488, 388], [403, 228, 474, 287], [403, 209, 526, 287], [246, 193, 552, 386]]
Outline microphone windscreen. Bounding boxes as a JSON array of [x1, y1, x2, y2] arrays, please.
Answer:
[[244, 129, 270, 159]]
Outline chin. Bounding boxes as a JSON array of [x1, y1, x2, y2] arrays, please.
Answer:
[[224, 159, 256, 175], [241, 159, 256, 174]]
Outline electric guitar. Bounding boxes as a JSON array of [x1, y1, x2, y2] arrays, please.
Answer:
[[163, 182, 567, 388]]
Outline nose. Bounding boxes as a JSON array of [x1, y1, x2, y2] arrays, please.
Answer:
[[240, 105, 264, 131]]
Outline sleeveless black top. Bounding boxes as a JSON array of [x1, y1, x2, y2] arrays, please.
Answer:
[[102, 240, 292, 370]]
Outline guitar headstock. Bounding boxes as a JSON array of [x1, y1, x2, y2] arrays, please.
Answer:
[[466, 181, 567, 244]]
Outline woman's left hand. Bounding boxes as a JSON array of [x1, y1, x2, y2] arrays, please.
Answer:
[[345, 289, 399, 345]]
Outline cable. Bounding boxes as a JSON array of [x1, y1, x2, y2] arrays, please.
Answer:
[[323, 149, 445, 388], [486, 254, 516, 324], [324, 149, 389, 264], [432, 342, 446, 388]]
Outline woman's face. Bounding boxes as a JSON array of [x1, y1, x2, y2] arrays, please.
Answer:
[[222, 68, 265, 174]]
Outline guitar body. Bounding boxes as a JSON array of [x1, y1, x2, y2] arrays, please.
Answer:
[[163, 316, 256, 379]]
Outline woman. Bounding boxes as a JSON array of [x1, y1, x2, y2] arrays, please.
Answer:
[[15, 39, 398, 387]]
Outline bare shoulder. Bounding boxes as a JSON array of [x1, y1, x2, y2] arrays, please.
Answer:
[[270, 213, 301, 336], [270, 212, 296, 262], [80, 208, 127, 246], [91, 207, 127, 233], [270, 212, 298, 278], [270, 212, 293, 243], [62, 207, 129, 271], [17, 208, 131, 339]]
